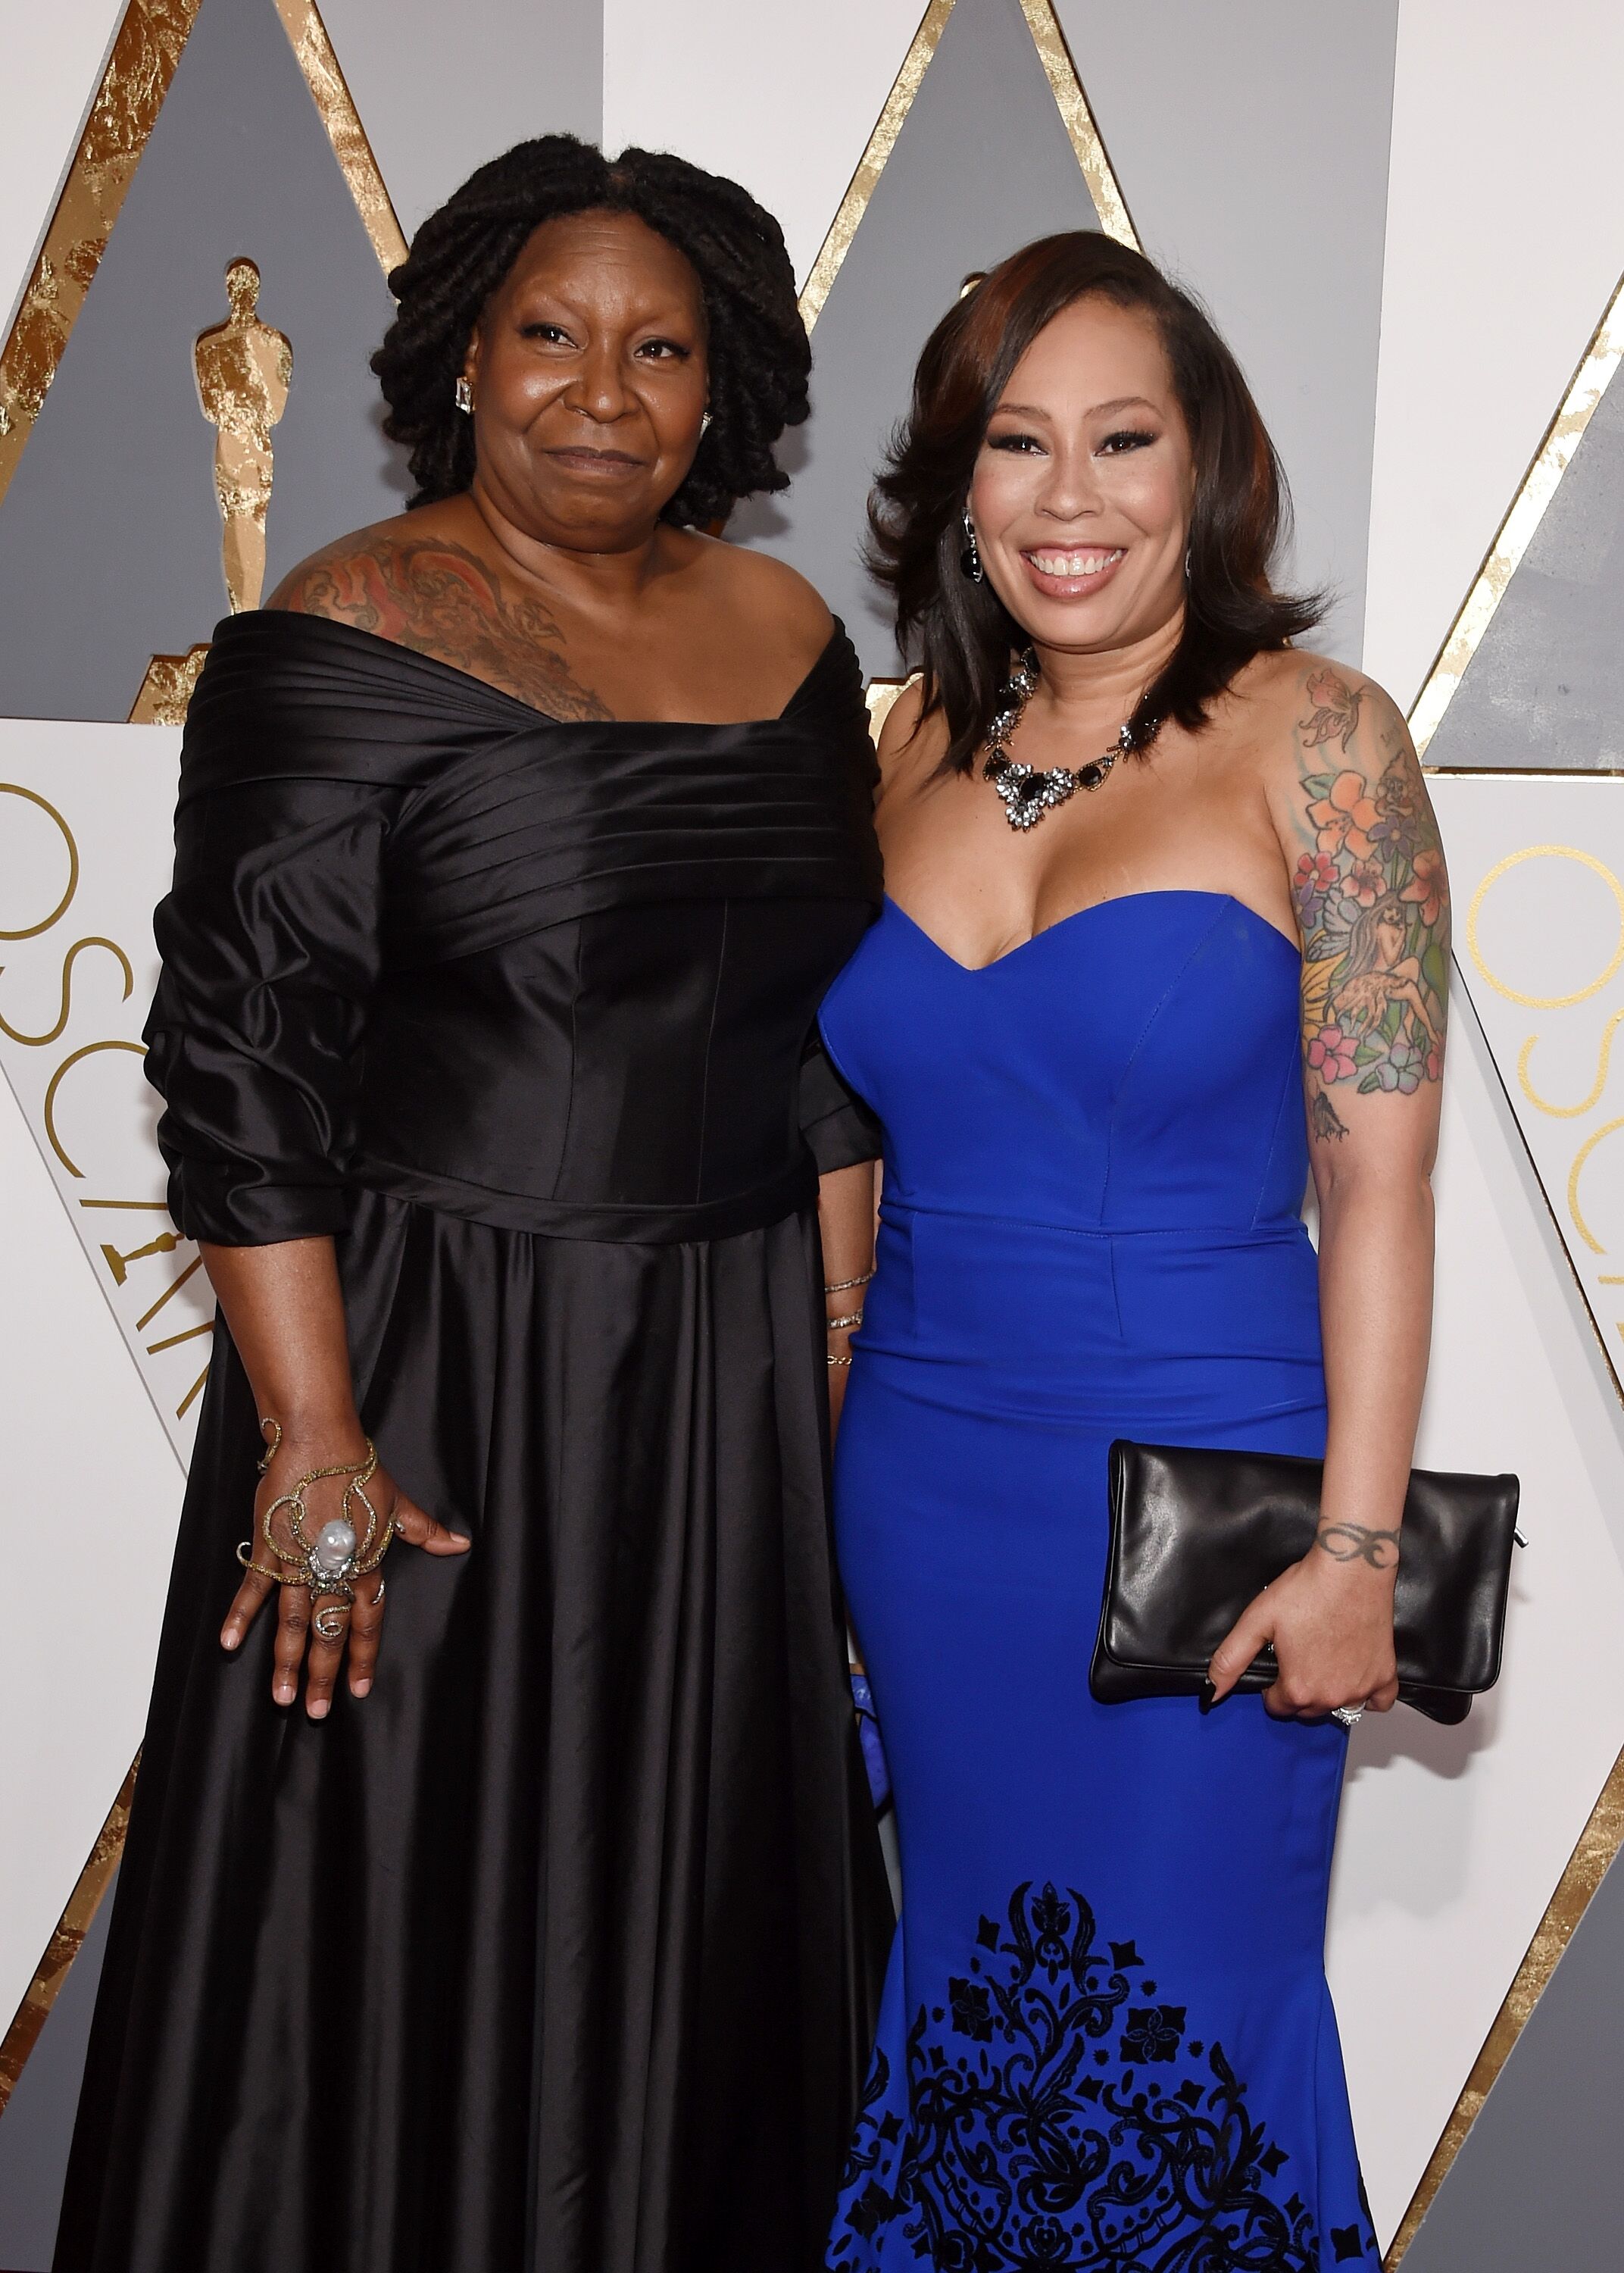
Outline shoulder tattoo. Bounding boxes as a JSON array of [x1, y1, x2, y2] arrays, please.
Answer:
[[280, 537, 611, 723], [1290, 668, 1450, 1138]]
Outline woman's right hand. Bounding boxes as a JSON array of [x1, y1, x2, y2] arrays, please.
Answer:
[[221, 1423, 470, 1719]]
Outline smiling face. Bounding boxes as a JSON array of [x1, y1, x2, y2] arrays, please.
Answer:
[[464, 208, 709, 552], [968, 294, 1195, 657]]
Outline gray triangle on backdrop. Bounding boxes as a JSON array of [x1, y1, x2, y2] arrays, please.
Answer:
[[730, 0, 1105, 677], [1426, 356, 1624, 772], [0, 0, 408, 723]]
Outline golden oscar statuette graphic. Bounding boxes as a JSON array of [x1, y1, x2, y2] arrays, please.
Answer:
[[193, 256, 292, 614], [131, 257, 298, 723]]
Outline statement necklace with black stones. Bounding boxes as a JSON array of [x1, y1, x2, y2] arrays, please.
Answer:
[[982, 648, 1161, 832]]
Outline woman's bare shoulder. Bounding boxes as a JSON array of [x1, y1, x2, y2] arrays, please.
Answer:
[[873, 676, 945, 796], [689, 534, 835, 669], [1229, 648, 1410, 802], [1222, 646, 1432, 921], [265, 505, 471, 622]]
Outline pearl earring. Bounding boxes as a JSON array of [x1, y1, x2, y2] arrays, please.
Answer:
[[454, 377, 473, 414]]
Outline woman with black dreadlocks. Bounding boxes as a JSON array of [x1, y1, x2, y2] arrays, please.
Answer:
[[55, 136, 891, 2273]]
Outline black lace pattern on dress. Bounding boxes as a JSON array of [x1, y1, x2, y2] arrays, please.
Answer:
[[830, 1880, 1376, 2269]]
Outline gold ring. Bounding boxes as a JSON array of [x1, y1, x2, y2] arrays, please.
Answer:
[[312, 1602, 350, 1646]]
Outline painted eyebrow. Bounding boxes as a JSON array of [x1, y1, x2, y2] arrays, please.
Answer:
[[989, 396, 1159, 420]]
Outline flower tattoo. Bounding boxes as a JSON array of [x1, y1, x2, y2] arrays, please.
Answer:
[[1294, 671, 1448, 1139], [1299, 667, 1365, 752]]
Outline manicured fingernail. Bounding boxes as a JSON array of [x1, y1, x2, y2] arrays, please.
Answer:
[[221, 1629, 238, 1650], [274, 1681, 294, 1705], [308, 1698, 329, 1721], [351, 1677, 370, 1698], [1199, 1680, 1216, 1715]]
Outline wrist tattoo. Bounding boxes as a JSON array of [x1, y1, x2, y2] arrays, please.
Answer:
[[1315, 1521, 1401, 1571]]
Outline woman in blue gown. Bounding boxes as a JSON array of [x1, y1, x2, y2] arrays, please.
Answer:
[[817, 234, 1449, 2270]]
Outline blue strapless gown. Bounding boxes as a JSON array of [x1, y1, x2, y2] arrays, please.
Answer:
[[820, 893, 1377, 2271]]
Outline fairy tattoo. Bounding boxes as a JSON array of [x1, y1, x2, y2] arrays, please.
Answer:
[[1289, 668, 1449, 1140]]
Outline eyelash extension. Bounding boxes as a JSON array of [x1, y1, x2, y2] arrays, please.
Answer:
[[985, 427, 1158, 455]]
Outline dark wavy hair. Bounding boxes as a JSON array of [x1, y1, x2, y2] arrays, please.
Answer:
[[870, 232, 1324, 773], [371, 134, 810, 524]]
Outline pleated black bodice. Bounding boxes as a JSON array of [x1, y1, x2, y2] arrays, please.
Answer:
[[148, 609, 882, 1245]]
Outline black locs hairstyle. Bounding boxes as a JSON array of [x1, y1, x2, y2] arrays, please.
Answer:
[[371, 134, 810, 525], [870, 231, 1326, 773]]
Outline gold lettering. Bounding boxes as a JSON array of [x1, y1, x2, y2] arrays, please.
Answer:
[[134, 1253, 202, 1333], [0, 935, 133, 1046], [1567, 1116, 1624, 1255], [1518, 1008, 1624, 1119], [1468, 845, 1624, 1008], [43, 1038, 145, 1177], [0, 783, 78, 939]]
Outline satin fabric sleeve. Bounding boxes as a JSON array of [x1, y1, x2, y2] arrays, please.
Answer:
[[144, 777, 394, 1245], [798, 1031, 882, 1174]]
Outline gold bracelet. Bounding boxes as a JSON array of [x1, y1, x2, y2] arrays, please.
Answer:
[[826, 1309, 865, 1332], [823, 1270, 875, 1295], [827, 1351, 853, 1368]]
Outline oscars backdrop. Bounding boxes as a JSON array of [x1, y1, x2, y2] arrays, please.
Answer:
[[3, 3, 1624, 2268]]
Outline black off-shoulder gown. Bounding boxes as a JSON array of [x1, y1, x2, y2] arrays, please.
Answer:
[[54, 611, 892, 2273]]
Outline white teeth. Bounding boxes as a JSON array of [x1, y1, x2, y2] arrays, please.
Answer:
[[1029, 548, 1123, 577]]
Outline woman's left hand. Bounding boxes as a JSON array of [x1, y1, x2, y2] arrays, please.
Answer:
[[1207, 1544, 1400, 1720]]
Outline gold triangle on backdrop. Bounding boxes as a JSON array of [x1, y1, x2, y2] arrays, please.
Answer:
[[0, 1, 202, 510], [0, 1764, 135, 2115], [798, 0, 1137, 334], [129, 644, 210, 723], [1411, 272, 1624, 761], [0, 0, 402, 517]]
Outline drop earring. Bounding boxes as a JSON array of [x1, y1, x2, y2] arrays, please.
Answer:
[[700, 409, 712, 436], [454, 376, 473, 414], [960, 508, 983, 584]]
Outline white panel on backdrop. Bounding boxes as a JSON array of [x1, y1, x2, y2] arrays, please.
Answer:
[[601, 0, 928, 289], [0, 1065, 183, 2037], [0, 718, 194, 2035], [0, 0, 126, 338], [1434, 774, 1624, 1398], [1366, 0, 1624, 707], [0, 721, 210, 1462], [1326, 873, 1624, 2241]]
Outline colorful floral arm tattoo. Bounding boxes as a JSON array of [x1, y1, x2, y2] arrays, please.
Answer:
[[1288, 667, 1450, 1142]]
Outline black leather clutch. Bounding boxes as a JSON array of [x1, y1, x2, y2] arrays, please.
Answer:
[[1090, 1441, 1522, 1726]]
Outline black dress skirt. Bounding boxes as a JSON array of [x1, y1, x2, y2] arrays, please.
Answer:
[[53, 611, 892, 2273]]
